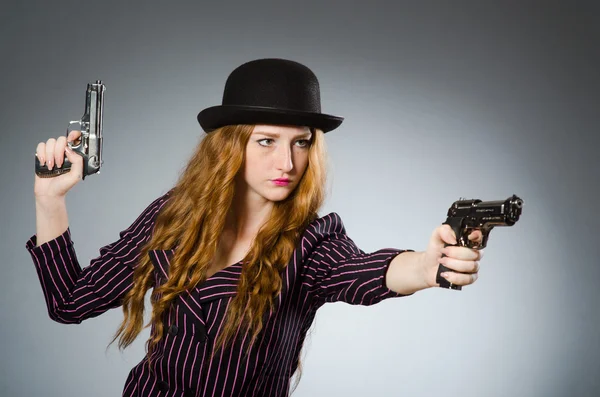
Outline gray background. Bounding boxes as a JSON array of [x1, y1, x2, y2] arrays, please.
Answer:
[[1, 1, 598, 396]]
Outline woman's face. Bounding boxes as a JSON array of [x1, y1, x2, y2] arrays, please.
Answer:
[[238, 124, 312, 203]]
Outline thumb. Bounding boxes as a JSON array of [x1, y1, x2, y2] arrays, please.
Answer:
[[438, 224, 457, 246], [425, 224, 457, 263]]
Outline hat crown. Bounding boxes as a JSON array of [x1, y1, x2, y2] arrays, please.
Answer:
[[222, 58, 321, 113]]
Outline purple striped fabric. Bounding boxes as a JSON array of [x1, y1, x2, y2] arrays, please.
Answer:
[[26, 191, 413, 396]]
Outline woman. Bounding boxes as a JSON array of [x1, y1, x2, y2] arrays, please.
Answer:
[[28, 58, 483, 397]]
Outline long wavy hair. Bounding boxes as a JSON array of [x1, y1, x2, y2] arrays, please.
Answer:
[[109, 123, 328, 392]]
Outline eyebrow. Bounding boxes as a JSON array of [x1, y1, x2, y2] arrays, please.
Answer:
[[253, 131, 313, 139]]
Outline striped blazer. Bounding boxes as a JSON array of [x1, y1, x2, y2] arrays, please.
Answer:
[[26, 190, 413, 396]]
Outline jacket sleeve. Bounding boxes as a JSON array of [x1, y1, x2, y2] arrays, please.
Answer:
[[301, 212, 415, 306], [25, 192, 171, 324]]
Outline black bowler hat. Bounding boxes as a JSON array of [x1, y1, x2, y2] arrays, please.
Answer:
[[197, 58, 344, 133]]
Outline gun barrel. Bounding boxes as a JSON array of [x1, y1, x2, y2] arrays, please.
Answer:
[[91, 80, 105, 168], [476, 195, 523, 225], [448, 194, 524, 226], [93, 80, 105, 139]]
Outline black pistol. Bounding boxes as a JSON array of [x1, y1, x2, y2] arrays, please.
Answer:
[[35, 80, 106, 180], [436, 194, 524, 290]]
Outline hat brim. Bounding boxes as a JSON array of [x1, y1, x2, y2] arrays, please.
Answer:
[[197, 105, 344, 133]]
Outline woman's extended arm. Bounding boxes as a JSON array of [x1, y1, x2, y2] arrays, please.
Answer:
[[301, 213, 484, 305], [386, 224, 484, 295]]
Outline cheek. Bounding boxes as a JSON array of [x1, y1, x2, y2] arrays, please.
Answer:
[[244, 153, 269, 179], [297, 152, 310, 173]]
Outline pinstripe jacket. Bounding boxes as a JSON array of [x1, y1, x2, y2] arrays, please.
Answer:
[[26, 190, 413, 397]]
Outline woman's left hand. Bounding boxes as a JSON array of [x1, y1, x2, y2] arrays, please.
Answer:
[[420, 224, 485, 289]]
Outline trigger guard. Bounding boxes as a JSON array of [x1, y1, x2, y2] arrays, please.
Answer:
[[67, 140, 83, 151], [461, 227, 485, 249]]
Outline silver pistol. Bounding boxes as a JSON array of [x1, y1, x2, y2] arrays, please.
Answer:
[[35, 80, 106, 180]]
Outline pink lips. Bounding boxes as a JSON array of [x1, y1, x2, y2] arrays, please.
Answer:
[[272, 179, 290, 186]]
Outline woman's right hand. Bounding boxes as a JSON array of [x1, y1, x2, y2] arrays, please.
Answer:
[[34, 130, 84, 199]]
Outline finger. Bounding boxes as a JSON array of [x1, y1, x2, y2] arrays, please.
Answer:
[[64, 144, 83, 180], [45, 138, 56, 170], [36, 142, 46, 165], [440, 270, 479, 286], [67, 129, 82, 144], [443, 245, 482, 261], [55, 136, 67, 168], [440, 256, 480, 273], [468, 230, 483, 243]]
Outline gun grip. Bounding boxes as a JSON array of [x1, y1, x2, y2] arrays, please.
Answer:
[[436, 246, 462, 291], [35, 154, 72, 177], [35, 154, 87, 180], [437, 219, 465, 291]]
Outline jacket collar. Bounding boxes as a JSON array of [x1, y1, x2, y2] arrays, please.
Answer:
[[148, 249, 243, 309]]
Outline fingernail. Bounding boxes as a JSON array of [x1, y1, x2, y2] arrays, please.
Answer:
[[441, 272, 449, 278]]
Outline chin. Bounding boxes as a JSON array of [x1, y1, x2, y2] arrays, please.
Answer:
[[266, 193, 291, 202], [260, 188, 293, 202]]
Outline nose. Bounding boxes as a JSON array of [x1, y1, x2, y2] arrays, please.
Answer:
[[274, 144, 294, 172]]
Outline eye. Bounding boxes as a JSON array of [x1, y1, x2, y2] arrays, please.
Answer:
[[257, 138, 311, 148], [295, 139, 311, 148], [257, 138, 274, 147]]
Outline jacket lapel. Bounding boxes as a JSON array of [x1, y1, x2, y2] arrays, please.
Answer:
[[148, 249, 242, 325]]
